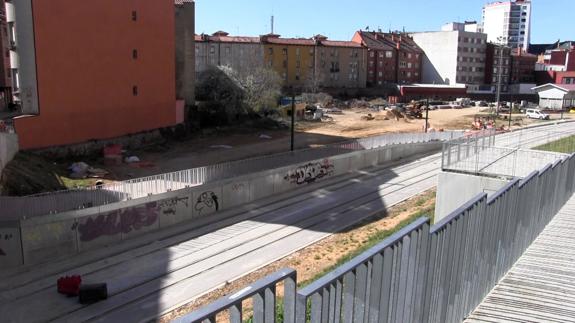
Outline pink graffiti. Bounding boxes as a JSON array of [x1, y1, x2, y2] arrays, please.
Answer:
[[78, 202, 159, 242]]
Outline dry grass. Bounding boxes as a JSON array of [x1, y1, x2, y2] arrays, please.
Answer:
[[159, 189, 436, 323]]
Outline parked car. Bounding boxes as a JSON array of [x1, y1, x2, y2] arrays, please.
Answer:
[[526, 109, 550, 120]]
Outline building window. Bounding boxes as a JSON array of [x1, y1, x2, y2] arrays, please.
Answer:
[[407, 62, 412, 68], [415, 53, 420, 59], [132, 49, 138, 59], [296, 60, 301, 68], [210, 46, 216, 55], [370, 52, 375, 58], [283, 60, 287, 68], [309, 48, 314, 55], [296, 48, 301, 56], [378, 71, 383, 77], [295, 73, 300, 81], [133, 86, 138, 96], [132, 11, 137, 21], [225, 47, 231, 55], [269, 48, 273, 55], [386, 51, 393, 58], [282, 48, 288, 56], [282, 72, 287, 80], [379, 52, 384, 58]]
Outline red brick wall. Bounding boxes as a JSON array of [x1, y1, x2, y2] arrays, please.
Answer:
[[15, 0, 177, 149]]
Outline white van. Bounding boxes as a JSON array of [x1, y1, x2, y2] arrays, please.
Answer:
[[526, 109, 550, 120]]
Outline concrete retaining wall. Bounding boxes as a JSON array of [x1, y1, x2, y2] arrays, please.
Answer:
[[2, 141, 442, 269], [434, 171, 509, 223], [0, 132, 18, 174]]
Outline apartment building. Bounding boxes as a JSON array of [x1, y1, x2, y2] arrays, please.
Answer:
[[175, 0, 195, 109], [411, 27, 487, 86], [352, 31, 423, 86], [195, 31, 265, 78], [262, 34, 366, 89], [510, 48, 536, 83], [11, 0, 183, 149], [485, 43, 511, 92], [0, 0, 11, 112], [481, 0, 532, 50]]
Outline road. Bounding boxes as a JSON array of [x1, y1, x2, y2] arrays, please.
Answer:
[[0, 122, 573, 323]]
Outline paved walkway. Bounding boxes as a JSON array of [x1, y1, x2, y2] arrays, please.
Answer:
[[466, 195, 575, 323]]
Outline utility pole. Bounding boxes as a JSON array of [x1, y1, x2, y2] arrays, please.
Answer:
[[508, 95, 513, 130], [425, 98, 429, 133], [495, 40, 505, 118], [291, 90, 295, 151]]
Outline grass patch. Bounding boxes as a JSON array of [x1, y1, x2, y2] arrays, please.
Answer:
[[59, 176, 99, 189], [534, 135, 575, 154], [300, 203, 435, 287]]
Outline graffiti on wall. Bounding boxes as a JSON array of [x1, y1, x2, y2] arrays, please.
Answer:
[[158, 196, 190, 216], [76, 195, 192, 242], [284, 159, 335, 185], [77, 202, 159, 242], [195, 191, 219, 216]]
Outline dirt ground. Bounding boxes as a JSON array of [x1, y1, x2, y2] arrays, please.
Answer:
[[159, 190, 436, 322], [104, 107, 572, 181]]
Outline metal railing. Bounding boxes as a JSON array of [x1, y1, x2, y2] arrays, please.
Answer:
[[0, 131, 463, 219], [442, 143, 568, 178], [176, 153, 575, 323], [172, 269, 297, 323]]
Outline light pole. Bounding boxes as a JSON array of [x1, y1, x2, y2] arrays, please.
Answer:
[[495, 37, 506, 118]]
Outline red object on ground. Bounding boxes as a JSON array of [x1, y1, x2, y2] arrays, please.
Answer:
[[57, 275, 82, 296], [103, 144, 123, 166], [103, 144, 122, 157]]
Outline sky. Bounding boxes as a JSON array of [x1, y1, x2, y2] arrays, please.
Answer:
[[195, 0, 574, 44]]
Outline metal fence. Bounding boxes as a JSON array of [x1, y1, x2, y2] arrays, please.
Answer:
[[0, 131, 464, 219], [442, 143, 568, 178], [172, 269, 297, 323], [496, 126, 575, 149], [175, 153, 575, 323]]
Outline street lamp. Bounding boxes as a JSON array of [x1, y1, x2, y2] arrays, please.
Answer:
[[495, 36, 506, 119]]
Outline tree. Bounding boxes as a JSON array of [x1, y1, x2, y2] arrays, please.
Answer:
[[195, 65, 282, 124], [240, 67, 282, 113]]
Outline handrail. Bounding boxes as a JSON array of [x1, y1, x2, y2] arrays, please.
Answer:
[[297, 217, 430, 297]]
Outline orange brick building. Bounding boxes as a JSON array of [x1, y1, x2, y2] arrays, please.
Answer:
[[12, 0, 182, 149]]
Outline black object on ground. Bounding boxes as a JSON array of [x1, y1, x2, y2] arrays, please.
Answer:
[[78, 283, 108, 304]]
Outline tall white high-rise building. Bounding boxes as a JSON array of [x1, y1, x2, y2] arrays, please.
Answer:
[[481, 0, 531, 50]]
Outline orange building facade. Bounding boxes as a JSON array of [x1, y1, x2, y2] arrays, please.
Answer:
[[14, 0, 180, 149]]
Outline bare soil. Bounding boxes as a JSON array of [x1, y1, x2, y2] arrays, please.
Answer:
[[159, 190, 436, 323]]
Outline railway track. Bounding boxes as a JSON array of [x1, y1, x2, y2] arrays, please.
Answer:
[[0, 122, 573, 322]]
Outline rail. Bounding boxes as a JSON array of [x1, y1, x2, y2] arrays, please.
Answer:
[[442, 143, 567, 177], [172, 269, 297, 323], [0, 131, 464, 219], [176, 152, 575, 323]]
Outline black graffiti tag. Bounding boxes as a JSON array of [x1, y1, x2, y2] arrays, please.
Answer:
[[158, 196, 190, 216], [284, 159, 335, 185], [195, 191, 219, 215]]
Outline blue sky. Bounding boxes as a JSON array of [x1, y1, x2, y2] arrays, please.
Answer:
[[195, 0, 573, 44]]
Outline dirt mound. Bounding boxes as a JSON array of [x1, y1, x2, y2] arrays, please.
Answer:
[[0, 152, 66, 196]]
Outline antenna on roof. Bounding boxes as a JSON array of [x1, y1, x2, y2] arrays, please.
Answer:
[[271, 15, 274, 34]]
